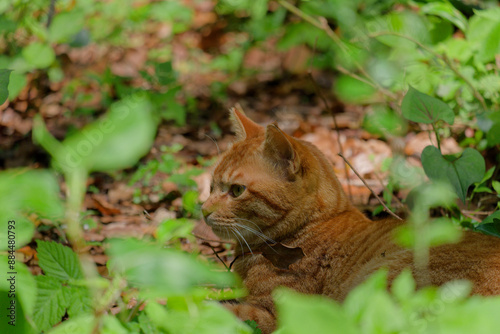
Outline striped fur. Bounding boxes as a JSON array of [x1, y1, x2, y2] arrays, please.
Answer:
[[201, 108, 500, 333]]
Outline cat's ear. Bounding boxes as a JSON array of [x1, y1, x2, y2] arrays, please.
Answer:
[[229, 105, 263, 141], [264, 124, 301, 177]]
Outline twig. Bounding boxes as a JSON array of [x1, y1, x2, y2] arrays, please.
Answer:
[[208, 244, 230, 271], [461, 211, 482, 223], [462, 210, 495, 216], [366, 31, 488, 111], [338, 153, 403, 220], [126, 299, 144, 323], [47, 0, 57, 28]]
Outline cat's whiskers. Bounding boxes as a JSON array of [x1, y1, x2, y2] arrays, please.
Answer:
[[232, 227, 254, 256], [233, 217, 268, 236], [228, 227, 246, 257]]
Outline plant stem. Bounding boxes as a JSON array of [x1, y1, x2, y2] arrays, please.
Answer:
[[338, 153, 403, 220], [431, 123, 441, 151]]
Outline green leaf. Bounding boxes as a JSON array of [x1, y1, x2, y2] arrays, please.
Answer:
[[22, 42, 56, 69], [35, 93, 158, 173], [486, 121, 500, 146], [421, 2, 468, 32], [492, 181, 500, 194], [146, 301, 251, 334], [244, 320, 262, 334], [36, 241, 83, 281], [421, 146, 485, 203], [0, 68, 12, 104], [362, 106, 407, 137], [182, 190, 199, 214], [395, 218, 462, 248], [467, 8, 500, 63], [156, 218, 194, 243], [391, 269, 415, 302], [49, 11, 85, 43], [475, 211, 500, 238], [275, 288, 358, 334], [107, 238, 236, 297], [101, 315, 129, 334], [65, 286, 93, 317], [402, 86, 454, 125], [46, 314, 95, 334], [0, 255, 37, 331], [8, 71, 27, 100], [33, 276, 69, 332], [0, 170, 64, 251], [334, 74, 377, 104], [155, 61, 177, 86]]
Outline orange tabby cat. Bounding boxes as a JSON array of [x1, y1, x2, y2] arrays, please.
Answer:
[[201, 107, 500, 333]]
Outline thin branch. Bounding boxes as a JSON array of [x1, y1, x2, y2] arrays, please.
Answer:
[[338, 153, 403, 220], [46, 0, 57, 28], [461, 211, 482, 223], [208, 244, 230, 271]]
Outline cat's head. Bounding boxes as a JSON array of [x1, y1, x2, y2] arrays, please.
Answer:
[[201, 107, 349, 248]]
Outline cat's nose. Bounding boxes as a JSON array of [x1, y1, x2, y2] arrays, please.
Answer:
[[202, 207, 210, 220], [201, 204, 213, 221]]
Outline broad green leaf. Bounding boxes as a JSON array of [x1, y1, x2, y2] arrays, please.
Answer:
[[421, 2, 468, 32], [155, 61, 177, 86], [49, 11, 85, 43], [182, 190, 199, 214], [102, 315, 129, 334], [467, 8, 500, 63], [0, 68, 12, 104], [0, 170, 64, 251], [486, 121, 500, 146], [138, 312, 157, 334], [402, 86, 454, 124], [33, 276, 69, 332], [0, 256, 37, 332], [156, 218, 194, 243], [421, 146, 485, 202], [395, 218, 462, 248], [334, 75, 377, 104], [37, 241, 83, 281], [362, 107, 407, 137], [46, 314, 95, 334], [492, 181, 500, 194], [475, 211, 500, 238], [22, 43, 56, 69], [275, 288, 358, 334], [34, 93, 157, 173], [366, 10, 430, 49], [391, 269, 415, 302], [146, 301, 251, 334], [65, 285, 93, 317], [8, 71, 27, 100], [107, 238, 236, 297]]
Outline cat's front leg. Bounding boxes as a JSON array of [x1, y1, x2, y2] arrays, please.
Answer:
[[223, 298, 276, 334]]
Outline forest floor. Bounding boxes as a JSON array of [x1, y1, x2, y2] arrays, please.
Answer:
[[0, 3, 470, 279]]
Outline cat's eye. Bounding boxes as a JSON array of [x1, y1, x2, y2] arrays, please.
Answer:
[[229, 184, 246, 198]]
